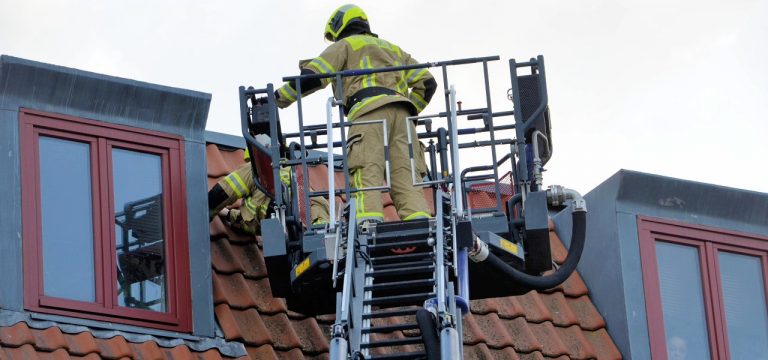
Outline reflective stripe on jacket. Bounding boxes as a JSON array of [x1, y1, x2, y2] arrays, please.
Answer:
[[275, 34, 435, 119]]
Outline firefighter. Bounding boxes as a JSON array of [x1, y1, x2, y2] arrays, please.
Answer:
[[208, 150, 330, 234], [269, 4, 437, 224]]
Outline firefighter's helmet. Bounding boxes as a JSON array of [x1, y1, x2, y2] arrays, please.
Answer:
[[324, 4, 368, 42]]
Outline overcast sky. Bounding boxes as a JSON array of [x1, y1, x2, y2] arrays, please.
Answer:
[[2, 0, 767, 195]]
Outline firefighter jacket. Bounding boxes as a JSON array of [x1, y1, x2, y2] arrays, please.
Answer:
[[275, 34, 437, 120]]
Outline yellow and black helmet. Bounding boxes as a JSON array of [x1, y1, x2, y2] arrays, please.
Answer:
[[324, 4, 368, 42]]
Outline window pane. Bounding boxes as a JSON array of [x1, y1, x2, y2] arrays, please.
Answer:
[[39, 136, 96, 301], [719, 251, 768, 359], [112, 148, 166, 312], [656, 241, 711, 360]]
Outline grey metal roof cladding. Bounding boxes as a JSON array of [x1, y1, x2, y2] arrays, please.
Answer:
[[206, 130, 247, 149], [0, 54, 215, 337], [0, 55, 211, 141], [552, 169, 768, 359]]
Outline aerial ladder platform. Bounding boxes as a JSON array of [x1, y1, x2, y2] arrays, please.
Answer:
[[237, 55, 588, 360]]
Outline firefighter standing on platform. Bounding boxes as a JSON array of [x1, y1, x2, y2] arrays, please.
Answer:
[[208, 149, 330, 234], [270, 4, 437, 224]]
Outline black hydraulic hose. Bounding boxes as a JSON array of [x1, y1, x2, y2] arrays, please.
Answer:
[[486, 210, 586, 290], [416, 309, 440, 360]]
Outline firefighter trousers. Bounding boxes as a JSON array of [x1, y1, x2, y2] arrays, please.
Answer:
[[347, 103, 430, 223]]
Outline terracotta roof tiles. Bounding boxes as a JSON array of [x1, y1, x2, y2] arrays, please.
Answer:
[[130, 340, 165, 360], [0, 321, 243, 360]]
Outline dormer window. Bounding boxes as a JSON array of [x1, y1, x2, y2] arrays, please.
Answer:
[[638, 217, 768, 359], [20, 109, 192, 332]]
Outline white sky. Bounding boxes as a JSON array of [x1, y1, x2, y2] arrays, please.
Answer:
[[2, 0, 767, 194]]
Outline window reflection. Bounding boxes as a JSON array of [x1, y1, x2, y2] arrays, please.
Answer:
[[39, 136, 96, 302], [112, 148, 166, 312], [719, 251, 768, 359], [656, 241, 711, 359]]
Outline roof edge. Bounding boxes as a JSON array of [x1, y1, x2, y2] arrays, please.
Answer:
[[0, 309, 247, 357], [0, 55, 211, 101]]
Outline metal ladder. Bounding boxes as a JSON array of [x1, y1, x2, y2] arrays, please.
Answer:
[[331, 188, 463, 360], [358, 219, 436, 359]]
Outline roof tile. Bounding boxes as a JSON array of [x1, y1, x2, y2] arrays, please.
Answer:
[[462, 313, 489, 345], [129, 340, 164, 360], [272, 348, 310, 359], [226, 308, 272, 346], [214, 304, 245, 342], [543, 270, 588, 298], [550, 232, 568, 265], [539, 292, 579, 327], [213, 273, 259, 309], [212, 271, 230, 306], [290, 318, 330, 354], [232, 242, 269, 279], [516, 351, 548, 360], [193, 349, 226, 360], [2, 343, 39, 360], [527, 322, 569, 358], [211, 238, 247, 274], [471, 297, 525, 321], [469, 313, 515, 349], [70, 353, 102, 360], [95, 336, 132, 359], [260, 313, 302, 351], [36, 348, 72, 360], [491, 296, 527, 320], [551, 325, 597, 360], [63, 332, 99, 356], [206, 144, 236, 178], [486, 345, 523, 360], [469, 298, 499, 316], [245, 344, 278, 360], [500, 317, 541, 353], [561, 271, 589, 297], [0, 322, 35, 347], [464, 342, 519, 360], [515, 292, 553, 323], [30, 327, 69, 352], [161, 345, 194, 359], [566, 295, 606, 331], [245, 277, 289, 314]]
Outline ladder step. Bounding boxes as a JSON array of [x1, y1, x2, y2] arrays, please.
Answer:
[[363, 308, 418, 320], [368, 240, 430, 252], [361, 336, 424, 349], [371, 260, 434, 271], [375, 219, 431, 234], [364, 292, 435, 306], [370, 252, 433, 265], [366, 278, 435, 291], [367, 351, 428, 360], [366, 264, 434, 277], [362, 322, 420, 334], [374, 227, 432, 243]]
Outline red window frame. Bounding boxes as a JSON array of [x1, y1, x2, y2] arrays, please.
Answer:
[[20, 109, 191, 332], [638, 216, 768, 360]]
